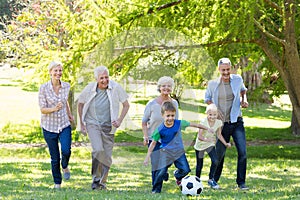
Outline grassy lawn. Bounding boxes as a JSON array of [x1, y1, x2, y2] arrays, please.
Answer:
[[0, 74, 300, 199]]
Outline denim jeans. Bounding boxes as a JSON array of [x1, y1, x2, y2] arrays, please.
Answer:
[[152, 151, 190, 193], [148, 140, 162, 185], [195, 146, 218, 179], [214, 117, 247, 185], [43, 125, 72, 184]]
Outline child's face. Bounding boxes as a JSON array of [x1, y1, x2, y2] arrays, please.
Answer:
[[163, 110, 176, 127], [207, 110, 218, 122]]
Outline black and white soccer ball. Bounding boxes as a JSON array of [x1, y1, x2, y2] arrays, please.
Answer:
[[180, 175, 203, 196]]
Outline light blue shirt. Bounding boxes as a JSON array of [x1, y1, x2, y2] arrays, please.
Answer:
[[204, 74, 247, 123]]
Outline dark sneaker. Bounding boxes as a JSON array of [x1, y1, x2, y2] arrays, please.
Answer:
[[163, 172, 169, 181], [176, 179, 182, 186], [91, 180, 101, 190], [63, 168, 71, 180], [238, 184, 249, 190], [99, 183, 107, 190], [63, 172, 71, 180], [208, 179, 220, 189]]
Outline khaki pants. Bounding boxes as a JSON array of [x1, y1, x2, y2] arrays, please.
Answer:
[[86, 124, 114, 184]]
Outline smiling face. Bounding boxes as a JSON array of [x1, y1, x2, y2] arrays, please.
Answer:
[[96, 71, 109, 89], [50, 65, 63, 80], [207, 109, 218, 123], [218, 64, 231, 82], [162, 110, 176, 127], [159, 83, 173, 95]]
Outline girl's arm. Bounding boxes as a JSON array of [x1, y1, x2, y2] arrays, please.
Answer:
[[197, 129, 214, 142], [197, 129, 205, 141], [216, 127, 231, 148], [144, 140, 157, 166]]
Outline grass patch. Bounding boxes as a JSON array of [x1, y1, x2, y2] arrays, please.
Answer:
[[0, 145, 299, 200]]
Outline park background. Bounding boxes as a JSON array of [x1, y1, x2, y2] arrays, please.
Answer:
[[0, 0, 300, 199]]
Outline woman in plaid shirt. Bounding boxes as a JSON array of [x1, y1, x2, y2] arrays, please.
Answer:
[[38, 61, 74, 189]]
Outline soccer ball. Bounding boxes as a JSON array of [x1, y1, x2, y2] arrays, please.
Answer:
[[180, 175, 203, 196]]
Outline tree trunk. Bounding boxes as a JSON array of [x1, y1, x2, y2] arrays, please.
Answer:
[[291, 109, 300, 135], [68, 89, 77, 131]]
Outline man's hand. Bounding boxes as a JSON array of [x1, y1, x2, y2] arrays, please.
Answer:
[[80, 123, 87, 136], [241, 101, 249, 108]]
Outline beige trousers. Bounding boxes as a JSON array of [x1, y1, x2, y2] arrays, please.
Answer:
[[86, 124, 114, 184]]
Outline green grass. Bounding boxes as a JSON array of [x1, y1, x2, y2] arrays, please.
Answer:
[[0, 82, 299, 199], [0, 145, 299, 200]]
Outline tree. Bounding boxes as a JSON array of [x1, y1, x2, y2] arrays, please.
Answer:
[[117, 0, 299, 135], [1, 0, 299, 135]]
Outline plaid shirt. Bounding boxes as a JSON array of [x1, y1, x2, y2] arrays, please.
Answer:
[[38, 80, 71, 133]]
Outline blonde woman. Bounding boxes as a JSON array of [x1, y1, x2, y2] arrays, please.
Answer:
[[38, 61, 74, 189]]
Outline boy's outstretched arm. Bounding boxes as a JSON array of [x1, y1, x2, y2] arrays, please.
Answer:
[[189, 122, 214, 133], [144, 140, 157, 166]]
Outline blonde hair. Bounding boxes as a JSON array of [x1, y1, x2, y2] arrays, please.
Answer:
[[206, 104, 218, 113], [94, 66, 109, 80], [157, 76, 175, 92], [48, 61, 62, 71]]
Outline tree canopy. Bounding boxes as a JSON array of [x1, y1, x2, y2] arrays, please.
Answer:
[[0, 0, 299, 134]]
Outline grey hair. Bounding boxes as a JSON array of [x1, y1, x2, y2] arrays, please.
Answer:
[[48, 61, 62, 71], [157, 76, 175, 93], [94, 66, 109, 80], [217, 58, 231, 67]]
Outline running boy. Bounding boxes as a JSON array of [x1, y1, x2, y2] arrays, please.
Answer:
[[144, 101, 213, 193], [194, 104, 231, 189]]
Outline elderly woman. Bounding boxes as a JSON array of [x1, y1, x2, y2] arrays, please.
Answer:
[[142, 76, 179, 193], [38, 61, 74, 189]]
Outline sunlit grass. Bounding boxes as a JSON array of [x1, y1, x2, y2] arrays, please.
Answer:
[[0, 80, 299, 199], [0, 145, 299, 200]]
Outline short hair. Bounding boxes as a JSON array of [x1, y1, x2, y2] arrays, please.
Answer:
[[94, 66, 109, 80], [206, 104, 218, 113], [217, 58, 231, 67], [157, 76, 175, 93], [161, 101, 176, 115], [48, 61, 62, 71]]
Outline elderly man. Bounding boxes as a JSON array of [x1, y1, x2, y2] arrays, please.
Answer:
[[78, 66, 129, 190], [204, 58, 249, 190]]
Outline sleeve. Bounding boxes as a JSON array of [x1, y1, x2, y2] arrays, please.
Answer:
[[180, 120, 190, 130], [151, 128, 161, 141], [241, 82, 247, 92], [142, 102, 151, 123], [117, 84, 129, 103], [38, 85, 47, 109], [216, 119, 223, 129], [77, 85, 88, 104], [172, 99, 179, 119], [204, 81, 213, 103]]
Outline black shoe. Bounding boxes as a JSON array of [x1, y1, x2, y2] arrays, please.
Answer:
[[163, 172, 169, 181], [91, 180, 101, 190], [238, 184, 249, 190]]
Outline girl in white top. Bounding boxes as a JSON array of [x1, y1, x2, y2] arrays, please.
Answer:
[[194, 104, 231, 189]]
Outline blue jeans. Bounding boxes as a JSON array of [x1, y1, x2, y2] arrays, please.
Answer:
[[152, 150, 190, 193], [148, 140, 162, 185], [43, 126, 72, 184], [214, 117, 247, 185], [195, 146, 218, 179]]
